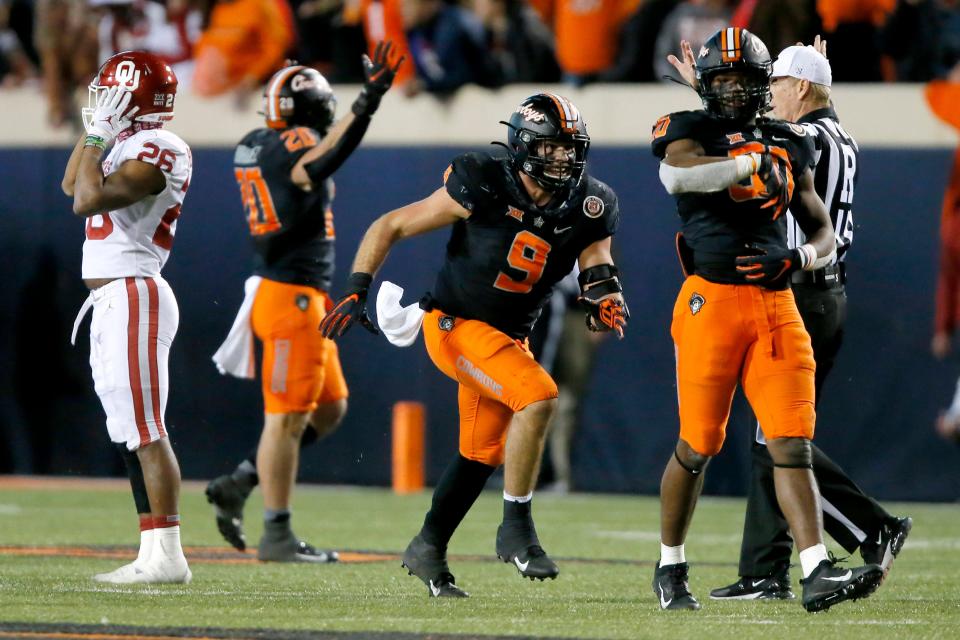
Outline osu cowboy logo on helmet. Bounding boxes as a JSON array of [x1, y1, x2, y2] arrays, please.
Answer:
[[261, 65, 337, 134], [501, 93, 590, 192]]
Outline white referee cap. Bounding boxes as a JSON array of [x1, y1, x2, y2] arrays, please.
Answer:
[[772, 45, 832, 87]]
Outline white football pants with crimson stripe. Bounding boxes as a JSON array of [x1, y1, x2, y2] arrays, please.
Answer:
[[88, 276, 179, 451]]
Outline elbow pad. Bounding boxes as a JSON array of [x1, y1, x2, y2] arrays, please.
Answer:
[[658, 154, 759, 195]]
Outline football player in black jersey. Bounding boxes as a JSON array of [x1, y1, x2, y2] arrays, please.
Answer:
[[649, 27, 883, 612], [321, 93, 627, 597], [206, 42, 403, 562]]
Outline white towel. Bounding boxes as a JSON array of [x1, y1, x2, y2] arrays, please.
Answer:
[[212, 276, 262, 378], [376, 281, 425, 347]]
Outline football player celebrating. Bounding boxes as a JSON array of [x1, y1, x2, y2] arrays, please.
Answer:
[[206, 42, 403, 562], [649, 27, 884, 612], [320, 93, 627, 597], [62, 51, 192, 584]]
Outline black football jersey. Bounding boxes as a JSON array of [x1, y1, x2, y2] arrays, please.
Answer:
[[651, 110, 816, 288], [430, 151, 620, 339], [234, 126, 336, 290]]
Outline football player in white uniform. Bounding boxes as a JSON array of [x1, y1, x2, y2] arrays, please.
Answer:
[[61, 50, 192, 584]]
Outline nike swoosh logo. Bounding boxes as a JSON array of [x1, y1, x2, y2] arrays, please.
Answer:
[[429, 580, 441, 597], [659, 584, 672, 609], [514, 557, 529, 572], [771, 136, 789, 141], [876, 530, 884, 545], [751, 579, 766, 587], [822, 570, 852, 582], [554, 226, 572, 234]]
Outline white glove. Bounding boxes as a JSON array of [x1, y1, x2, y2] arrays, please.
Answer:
[[82, 86, 140, 144]]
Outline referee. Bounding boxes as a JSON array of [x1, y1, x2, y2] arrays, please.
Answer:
[[709, 43, 912, 601]]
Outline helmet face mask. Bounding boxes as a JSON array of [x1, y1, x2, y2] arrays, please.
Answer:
[[504, 93, 590, 192], [696, 28, 772, 123], [262, 66, 337, 133], [84, 50, 178, 133]]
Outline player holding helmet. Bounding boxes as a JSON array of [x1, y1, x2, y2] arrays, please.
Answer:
[[205, 42, 403, 562], [62, 50, 192, 584], [320, 93, 627, 597], [649, 27, 884, 612]]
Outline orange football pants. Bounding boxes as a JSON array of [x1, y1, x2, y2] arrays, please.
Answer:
[[251, 279, 348, 414], [671, 275, 816, 456], [422, 309, 559, 467]]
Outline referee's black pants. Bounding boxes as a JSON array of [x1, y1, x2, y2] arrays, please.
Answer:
[[737, 282, 892, 578]]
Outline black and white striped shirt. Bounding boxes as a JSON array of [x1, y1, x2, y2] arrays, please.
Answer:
[[785, 106, 858, 263]]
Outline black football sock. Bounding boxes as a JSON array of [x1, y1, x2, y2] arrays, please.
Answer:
[[262, 509, 293, 540], [502, 497, 533, 525], [116, 443, 151, 515], [420, 454, 496, 548], [236, 425, 319, 492]]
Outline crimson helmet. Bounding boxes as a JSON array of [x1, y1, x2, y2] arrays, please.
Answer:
[[696, 27, 772, 122], [261, 65, 336, 132], [85, 50, 178, 129], [503, 93, 590, 191]]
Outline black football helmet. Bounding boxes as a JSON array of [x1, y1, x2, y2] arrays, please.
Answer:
[[502, 93, 590, 191], [696, 27, 772, 123], [262, 65, 337, 133]]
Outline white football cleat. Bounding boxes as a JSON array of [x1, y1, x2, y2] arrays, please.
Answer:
[[93, 558, 191, 584], [93, 562, 147, 584]]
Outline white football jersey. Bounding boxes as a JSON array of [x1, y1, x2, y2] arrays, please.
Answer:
[[82, 128, 192, 279]]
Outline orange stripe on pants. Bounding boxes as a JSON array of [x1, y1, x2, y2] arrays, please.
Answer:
[[422, 309, 558, 466], [671, 275, 815, 456]]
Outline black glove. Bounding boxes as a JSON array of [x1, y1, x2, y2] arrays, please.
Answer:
[[319, 272, 379, 338], [735, 245, 802, 284], [579, 296, 630, 339], [352, 40, 404, 117]]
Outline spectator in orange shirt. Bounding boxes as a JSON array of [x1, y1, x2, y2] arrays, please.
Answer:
[[361, 0, 416, 90], [530, 0, 641, 86], [816, 0, 895, 80], [192, 0, 294, 97]]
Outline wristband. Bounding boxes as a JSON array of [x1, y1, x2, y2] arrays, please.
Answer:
[[84, 134, 107, 151]]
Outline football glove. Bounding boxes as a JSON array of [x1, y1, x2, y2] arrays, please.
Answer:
[[735, 244, 802, 284], [319, 272, 379, 338], [579, 295, 629, 339], [82, 86, 139, 145], [352, 40, 404, 117]]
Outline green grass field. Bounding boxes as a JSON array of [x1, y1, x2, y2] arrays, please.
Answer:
[[0, 479, 957, 640]]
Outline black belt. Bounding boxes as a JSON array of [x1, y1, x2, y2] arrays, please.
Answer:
[[790, 262, 845, 289]]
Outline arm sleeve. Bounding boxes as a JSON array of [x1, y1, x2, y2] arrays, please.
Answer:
[[302, 115, 373, 183]]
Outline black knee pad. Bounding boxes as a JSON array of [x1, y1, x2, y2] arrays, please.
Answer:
[[769, 437, 813, 469], [674, 447, 708, 476]]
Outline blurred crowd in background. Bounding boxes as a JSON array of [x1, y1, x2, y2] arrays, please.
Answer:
[[1, 0, 959, 130]]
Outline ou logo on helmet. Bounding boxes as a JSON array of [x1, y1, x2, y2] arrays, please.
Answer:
[[114, 61, 141, 90]]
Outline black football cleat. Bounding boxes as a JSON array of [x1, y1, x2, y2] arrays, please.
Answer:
[[860, 516, 912, 578], [652, 562, 701, 610], [801, 558, 884, 613], [205, 474, 249, 551], [258, 534, 339, 563], [401, 534, 469, 598], [495, 522, 559, 581], [710, 570, 795, 600]]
